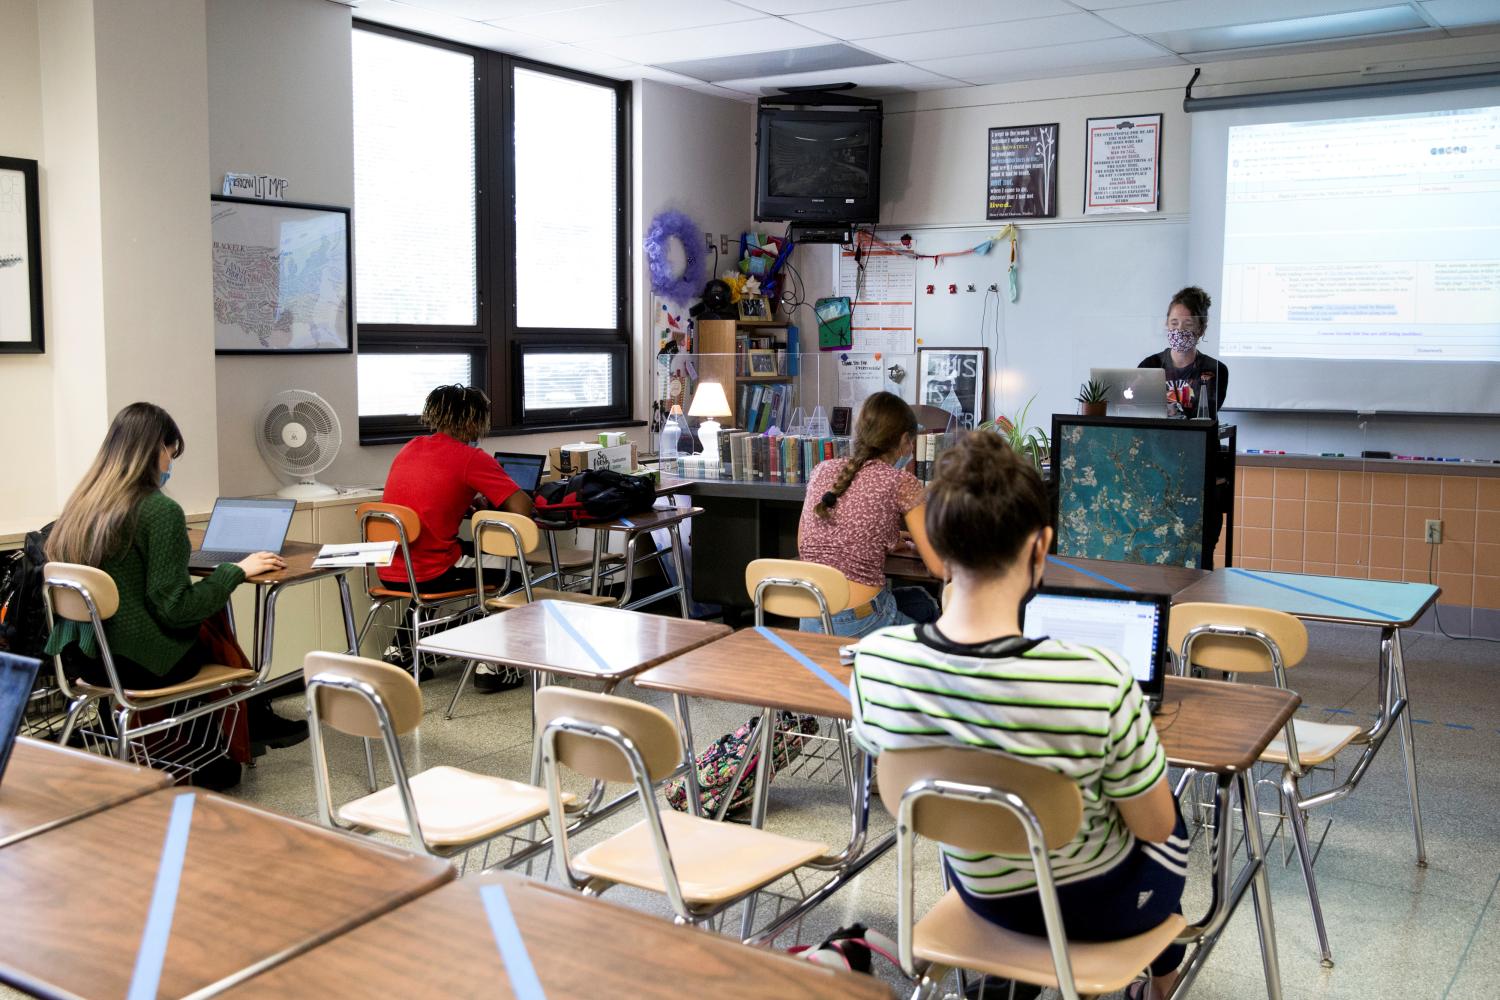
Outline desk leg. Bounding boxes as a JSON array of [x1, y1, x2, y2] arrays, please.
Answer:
[[668, 523, 690, 618], [590, 531, 605, 597], [618, 531, 639, 609], [740, 705, 776, 940], [672, 694, 704, 818], [1240, 770, 1284, 1000], [1389, 628, 1427, 866]]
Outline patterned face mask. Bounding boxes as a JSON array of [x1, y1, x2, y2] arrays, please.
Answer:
[[1166, 328, 1197, 353]]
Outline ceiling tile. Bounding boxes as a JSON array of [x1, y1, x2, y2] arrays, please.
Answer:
[[353, 0, 548, 50], [1150, 6, 1433, 54], [857, 13, 1126, 62], [512, 43, 637, 73], [1096, 0, 1389, 35], [729, 0, 892, 13], [914, 35, 1181, 84], [787, 0, 1075, 38], [487, 0, 760, 43], [1421, 0, 1500, 28], [656, 43, 888, 82], [396, 0, 609, 19], [716, 61, 966, 95], [579, 18, 836, 63]]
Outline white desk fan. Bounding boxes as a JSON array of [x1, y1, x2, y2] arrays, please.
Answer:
[[257, 390, 341, 498]]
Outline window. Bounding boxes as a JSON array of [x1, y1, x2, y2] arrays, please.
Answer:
[[353, 24, 631, 442]]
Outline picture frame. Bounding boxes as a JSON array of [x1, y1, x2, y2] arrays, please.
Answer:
[[748, 349, 778, 376], [211, 195, 352, 354], [830, 405, 852, 436], [917, 347, 988, 431], [986, 123, 1058, 219], [0, 156, 44, 354], [1083, 113, 1163, 215], [737, 294, 773, 323]]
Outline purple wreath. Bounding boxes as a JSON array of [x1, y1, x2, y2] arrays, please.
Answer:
[[644, 209, 706, 306]]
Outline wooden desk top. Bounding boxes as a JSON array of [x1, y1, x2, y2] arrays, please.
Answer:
[[592, 505, 705, 531], [1173, 567, 1439, 628], [417, 601, 731, 682], [0, 788, 453, 999], [0, 738, 170, 849], [1156, 676, 1300, 774], [634, 627, 853, 719], [883, 552, 1209, 597], [224, 872, 889, 1000], [188, 530, 336, 586]]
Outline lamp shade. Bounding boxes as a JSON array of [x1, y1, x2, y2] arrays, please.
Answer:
[[688, 381, 732, 418]]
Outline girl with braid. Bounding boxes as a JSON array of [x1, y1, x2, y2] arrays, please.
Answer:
[[796, 391, 945, 637]]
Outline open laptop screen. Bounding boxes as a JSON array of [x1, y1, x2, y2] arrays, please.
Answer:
[[493, 453, 545, 495], [1021, 586, 1169, 698], [200, 498, 297, 554], [0, 653, 41, 787]]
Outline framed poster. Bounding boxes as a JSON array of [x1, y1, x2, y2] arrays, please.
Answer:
[[211, 195, 352, 354], [0, 156, 43, 354], [918, 347, 988, 431], [1083, 113, 1163, 215], [986, 124, 1058, 219]]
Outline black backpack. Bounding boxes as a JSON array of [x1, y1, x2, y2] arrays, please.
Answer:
[[0, 522, 54, 661], [534, 469, 656, 526]]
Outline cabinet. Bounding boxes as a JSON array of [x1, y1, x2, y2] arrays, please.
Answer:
[[696, 319, 794, 428]]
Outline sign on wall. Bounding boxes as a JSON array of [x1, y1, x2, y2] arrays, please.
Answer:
[[1083, 114, 1163, 215], [986, 124, 1058, 219]]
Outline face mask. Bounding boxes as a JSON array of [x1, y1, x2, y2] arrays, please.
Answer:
[[159, 461, 173, 487], [893, 454, 912, 471], [1167, 328, 1197, 353]]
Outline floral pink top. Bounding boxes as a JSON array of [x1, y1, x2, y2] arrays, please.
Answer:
[[798, 459, 926, 588]]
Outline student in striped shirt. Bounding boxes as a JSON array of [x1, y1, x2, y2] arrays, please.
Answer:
[[850, 433, 1187, 1000]]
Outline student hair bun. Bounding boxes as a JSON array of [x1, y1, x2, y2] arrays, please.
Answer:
[[925, 433, 1050, 573]]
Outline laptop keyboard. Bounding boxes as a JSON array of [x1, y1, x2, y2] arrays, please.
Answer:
[[188, 550, 252, 569]]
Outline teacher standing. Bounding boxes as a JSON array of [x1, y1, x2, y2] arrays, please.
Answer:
[[1138, 286, 1228, 419]]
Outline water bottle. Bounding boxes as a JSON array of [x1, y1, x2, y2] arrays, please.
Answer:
[[660, 407, 682, 464], [670, 404, 692, 455]]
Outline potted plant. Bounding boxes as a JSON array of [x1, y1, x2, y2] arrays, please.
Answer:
[[980, 394, 1050, 470], [1076, 378, 1110, 416]]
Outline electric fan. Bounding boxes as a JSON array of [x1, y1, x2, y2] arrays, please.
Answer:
[[256, 390, 342, 498]]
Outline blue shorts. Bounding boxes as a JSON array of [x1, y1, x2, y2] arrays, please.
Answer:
[[798, 585, 940, 639]]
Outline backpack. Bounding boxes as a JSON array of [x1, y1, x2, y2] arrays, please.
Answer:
[[0, 523, 54, 661], [664, 711, 819, 816], [534, 469, 656, 526]]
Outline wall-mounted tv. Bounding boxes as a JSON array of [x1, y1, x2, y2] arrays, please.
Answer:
[[755, 107, 882, 224]]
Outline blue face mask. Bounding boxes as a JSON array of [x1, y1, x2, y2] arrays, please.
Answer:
[[160, 461, 173, 487]]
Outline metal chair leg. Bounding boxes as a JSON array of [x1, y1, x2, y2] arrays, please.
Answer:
[[114, 706, 134, 762], [445, 660, 481, 720], [57, 695, 93, 748], [362, 737, 378, 792], [1282, 771, 1334, 966]]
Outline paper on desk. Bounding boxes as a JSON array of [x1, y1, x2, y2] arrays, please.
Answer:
[[312, 541, 396, 567]]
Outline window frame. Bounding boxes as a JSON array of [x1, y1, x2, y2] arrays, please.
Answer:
[[353, 22, 632, 444]]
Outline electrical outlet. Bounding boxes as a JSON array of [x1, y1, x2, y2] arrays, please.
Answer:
[[704, 232, 714, 251], [1425, 519, 1443, 543], [719, 234, 730, 254]]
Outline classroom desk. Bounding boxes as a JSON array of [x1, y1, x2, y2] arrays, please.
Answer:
[[1156, 676, 1299, 1000], [883, 551, 1211, 597], [0, 787, 453, 1000], [582, 504, 704, 614], [223, 871, 890, 1000], [1173, 567, 1437, 869], [0, 737, 170, 849]]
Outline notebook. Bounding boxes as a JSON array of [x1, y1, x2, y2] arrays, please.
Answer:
[[1022, 585, 1171, 708], [0, 653, 42, 787], [493, 452, 547, 497], [188, 497, 297, 570]]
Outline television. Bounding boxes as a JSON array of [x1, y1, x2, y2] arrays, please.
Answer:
[[755, 107, 882, 224]]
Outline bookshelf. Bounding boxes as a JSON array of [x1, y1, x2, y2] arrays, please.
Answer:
[[696, 318, 793, 427]]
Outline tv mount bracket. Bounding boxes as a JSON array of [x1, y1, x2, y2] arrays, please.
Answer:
[[758, 84, 882, 113]]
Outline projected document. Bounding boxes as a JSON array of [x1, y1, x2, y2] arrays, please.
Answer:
[[1219, 106, 1500, 362]]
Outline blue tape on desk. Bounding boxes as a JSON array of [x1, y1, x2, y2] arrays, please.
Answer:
[[1225, 567, 1401, 621], [481, 884, 547, 1000], [617, 518, 635, 528], [541, 601, 612, 673], [1044, 555, 1133, 592], [753, 626, 851, 700], [128, 793, 196, 1000]]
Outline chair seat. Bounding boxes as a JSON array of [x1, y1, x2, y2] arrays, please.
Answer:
[[525, 548, 624, 569], [913, 889, 1187, 995], [1261, 718, 1362, 766], [336, 766, 574, 848], [73, 663, 257, 701], [573, 810, 827, 906], [369, 585, 483, 601], [486, 588, 618, 611]]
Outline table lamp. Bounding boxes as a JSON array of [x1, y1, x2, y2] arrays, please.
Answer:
[[688, 381, 732, 463]]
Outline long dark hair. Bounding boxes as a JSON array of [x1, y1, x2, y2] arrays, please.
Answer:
[[48, 403, 184, 566], [814, 391, 917, 519], [925, 432, 1050, 572]]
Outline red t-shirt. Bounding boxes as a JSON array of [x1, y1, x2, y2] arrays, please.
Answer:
[[378, 434, 520, 585]]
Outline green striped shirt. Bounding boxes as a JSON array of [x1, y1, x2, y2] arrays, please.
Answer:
[[852, 623, 1166, 897]]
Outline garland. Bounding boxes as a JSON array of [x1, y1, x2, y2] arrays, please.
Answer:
[[644, 210, 707, 306]]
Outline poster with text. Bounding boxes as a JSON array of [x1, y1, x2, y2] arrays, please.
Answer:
[[1084, 114, 1162, 215], [986, 124, 1058, 219], [837, 244, 916, 354]]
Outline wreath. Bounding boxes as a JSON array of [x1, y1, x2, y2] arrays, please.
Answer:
[[644, 209, 706, 306]]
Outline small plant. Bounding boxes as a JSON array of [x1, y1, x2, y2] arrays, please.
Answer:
[[1075, 378, 1111, 405], [980, 394, 1050, 469]]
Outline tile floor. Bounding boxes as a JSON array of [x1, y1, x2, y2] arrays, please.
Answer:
[[9, 621, 1498, 999]]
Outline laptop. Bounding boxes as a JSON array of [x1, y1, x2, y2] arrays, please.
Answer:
[[0, 653, 42, 787], [1090, 367, 1167, 418], [493, 451, 547, 497], [1021, 585, 1171, 709], [188, 497, 297, 570]]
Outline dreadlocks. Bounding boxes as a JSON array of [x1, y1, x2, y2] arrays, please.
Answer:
[[421, 384, 491, 443]]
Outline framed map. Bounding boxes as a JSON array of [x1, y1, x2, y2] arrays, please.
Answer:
[[1051, 415, 1216, 569], [211, 196, 351, 354]]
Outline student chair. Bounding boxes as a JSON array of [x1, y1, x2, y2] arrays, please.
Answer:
[[1171, 601, 1364, 967], [42, 563, 257, 778], [744, 558, 852, 633], [304, 650, 567, 866], [353, 502, 491, 682], [444, 511, 616, 720], [878, 746, 1186, 1000], [536, 686, 828, 939]]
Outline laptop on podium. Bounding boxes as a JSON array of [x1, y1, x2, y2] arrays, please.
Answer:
[[1090, 367, 1168, 418], [188, 497, 297, 570]]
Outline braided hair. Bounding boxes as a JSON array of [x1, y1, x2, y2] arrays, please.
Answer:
[[814, 391, 918, 519], [421, 384, 491, 443]]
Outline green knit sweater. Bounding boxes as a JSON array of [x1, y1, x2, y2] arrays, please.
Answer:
[[45, 491, 246, 676]]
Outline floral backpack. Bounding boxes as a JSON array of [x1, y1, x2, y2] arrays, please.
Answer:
[[665, 712, 819, 816]]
